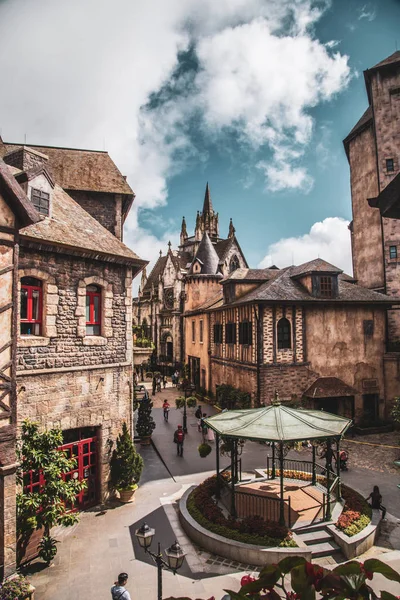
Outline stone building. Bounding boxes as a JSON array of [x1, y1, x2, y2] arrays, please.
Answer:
[[0, 139, 146, 514], [344, 51, 400, 345], [0, 159, 39, 576], [184, 258, 399, 423], [133, 183, 247, 367]]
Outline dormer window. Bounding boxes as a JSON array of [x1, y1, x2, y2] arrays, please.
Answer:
[[229, 255, 240, 273], [311, 274, 338, 298], [386, 158, 395, 173], [320, 276, 333, 298], [31, 188, 50, 216]]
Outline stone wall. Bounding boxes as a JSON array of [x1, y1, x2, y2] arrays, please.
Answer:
[[210, 358, 258, 404], [68, 190, 121, 240], [17, 363, 132, 501], [262, 306, 304, 365], [260, 364, 318, 405], [17, 248, 132, 371]]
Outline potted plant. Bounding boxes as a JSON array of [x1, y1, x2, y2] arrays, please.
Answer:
[[0, 574, 34, 599], [136, 397, 156, 445], [110, 422, 144, 503], [175, 397, 185, 409], [198, 443, 212, 458], [187, 396, 197, 410]]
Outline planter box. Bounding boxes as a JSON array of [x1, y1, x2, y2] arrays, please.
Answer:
[[179, 486, 311, 567], [327, 510, 381, 559]]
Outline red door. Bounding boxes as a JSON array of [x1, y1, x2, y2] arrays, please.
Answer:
[[61, 436, 98, 510]]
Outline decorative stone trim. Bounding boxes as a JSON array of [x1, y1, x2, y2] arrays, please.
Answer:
[[76, 275, 113, 338], [179, 486, 311, 567], [83, 336, 107, 346], [18, 336, 50, 348], [18, 267, 58, 339]]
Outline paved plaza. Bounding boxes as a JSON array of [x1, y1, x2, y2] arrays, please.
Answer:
[[24, 383, 400, 599]]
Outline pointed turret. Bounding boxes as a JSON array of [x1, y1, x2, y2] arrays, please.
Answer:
[[228, 218, 235, 239], [140, 266, 147, 290], [190, 232, 221, 275], [180, 216, 188, 246]]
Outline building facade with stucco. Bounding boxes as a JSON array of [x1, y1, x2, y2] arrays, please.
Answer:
[[184, 259, 399, 423], [132, 183, 248, 369], [0, 139, 146, 519]]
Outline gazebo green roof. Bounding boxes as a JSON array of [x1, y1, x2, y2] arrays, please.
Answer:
[[204, 405, 351, 442]]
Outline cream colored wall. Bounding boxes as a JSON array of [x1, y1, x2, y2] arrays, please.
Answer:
[[184, 312, 210, 390], [306, 306, 386, 417]]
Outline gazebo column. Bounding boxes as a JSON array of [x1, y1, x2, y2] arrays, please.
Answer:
[[279, 442, 285, 526], [230, 443, 236, 517], [336, 437, 342, 501], [216, 433, 220, 499], [312, 444, 316, 486], [271, 442, 276, 479], [325, 439, 332, 521]]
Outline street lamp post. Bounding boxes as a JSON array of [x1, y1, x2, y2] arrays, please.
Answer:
[[135, 522, 186, 600], [182, 383, 195, 434]]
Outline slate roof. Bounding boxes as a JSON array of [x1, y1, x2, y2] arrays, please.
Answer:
[[184, 289, 224, 315], [291, 258, 342, 278], [202, 182, 214, 214], [222, 268, 281, 283], [0, 159, 40, 227], [368, 172, 400, 219], [1, 142, 133, 197], [142, 255, 168, 295], [369, 50, 400, 71], [19, 181, 145, 267], [343, 106, 373, 154], [190, 232, 221, 275], [221, 264, 397, 306], [303, 377, 359, 399]]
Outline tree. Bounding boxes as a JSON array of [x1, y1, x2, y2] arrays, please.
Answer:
[[110, 422, 144, 491], [136, 397, 156, 439], [17, 420, 86, 564]]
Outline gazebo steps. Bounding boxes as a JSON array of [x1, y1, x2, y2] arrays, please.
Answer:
[[296, 530, 333, 544], [309, 540, 341, 558], [295, 525, 343, 559]]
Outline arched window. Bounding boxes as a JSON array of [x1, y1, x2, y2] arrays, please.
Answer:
[[277, 317, 291, 349], [86, 285, 101, 336], [229, 255, 240, 273], [20, 277, 42, 335]]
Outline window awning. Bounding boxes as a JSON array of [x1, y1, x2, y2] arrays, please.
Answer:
[[204, 404, 351, 443]]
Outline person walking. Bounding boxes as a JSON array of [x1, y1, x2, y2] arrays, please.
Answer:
[[195, 405, 202, 431], [156, 375, 162, 393], [163, 375, 167, 389], [162, 399, 170, 422], [366, 485, 387, 519], [200, 413, 208, 443], [174, 425, 185, 457], [152, 376, 156, 396], [111, 572, 131, 600]]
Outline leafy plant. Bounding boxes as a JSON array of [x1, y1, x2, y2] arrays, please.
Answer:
[[17, 420, 86, 564], [187, 396, 197, 408], [336, 484, 372, 536], [175, 397, 185, 409], [198, 443, 212, 458], [136, 397, 156, 438], [166, 557, 400, 600], [38, 535, 58, 564], [216, 384, 251, 410], [391, 396, 400, 425], [0, 575, 32, 600], [110, 422, 144, 491]]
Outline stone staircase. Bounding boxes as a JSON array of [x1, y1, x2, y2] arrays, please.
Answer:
[[295, 521, 342, 560]]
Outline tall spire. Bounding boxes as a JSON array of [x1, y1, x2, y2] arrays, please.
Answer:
[[228, 218, 235, 239], [180, 216, 188, 246], [203, 182, 214, 215]]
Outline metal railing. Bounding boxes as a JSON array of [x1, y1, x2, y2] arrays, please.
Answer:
[[220, 457, 242, 483], [266, 457, 325, 480]]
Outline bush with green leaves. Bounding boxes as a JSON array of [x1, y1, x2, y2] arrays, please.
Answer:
[[166, 556, 400, 600], [175, 397, 185, 409], [136, 397, 156, 438], [110, 422, 144, 491], [391, 396, 400, 426], [0, 575, 32, 600], [187, 396, 197, 408], [216, 384, 251, 410], [198, 443, 212, 458], [17, 420, 86, 564]]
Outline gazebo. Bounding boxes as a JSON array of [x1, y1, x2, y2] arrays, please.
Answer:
[[204, 405, 352, 526]]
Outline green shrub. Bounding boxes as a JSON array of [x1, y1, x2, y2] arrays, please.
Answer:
[[0, 575, 32, 600], [336, 484, 371, 537], [175, 397, 185, 409], [187, 396, 197, 408], [198, 443, 212, 458], [110, 422, 144, 490]]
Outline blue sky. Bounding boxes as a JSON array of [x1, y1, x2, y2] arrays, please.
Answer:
[[0, 0, 399, 280]]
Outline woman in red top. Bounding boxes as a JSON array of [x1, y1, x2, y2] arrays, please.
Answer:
[[162, 399, 170, 422]]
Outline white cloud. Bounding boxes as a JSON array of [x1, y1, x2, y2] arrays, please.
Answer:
[[259, 217, 352, 273], [257, 162, 314, 192], [358, 4, 376, 21], [0, 0, 351, 274]]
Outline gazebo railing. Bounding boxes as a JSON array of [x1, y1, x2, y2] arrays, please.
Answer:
[[266, 457, 326, 481]]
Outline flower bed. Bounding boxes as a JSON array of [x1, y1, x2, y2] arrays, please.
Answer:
[[187, 476, 296, 547], [264, 468, 327, 487], [335, 484, 372, 537]]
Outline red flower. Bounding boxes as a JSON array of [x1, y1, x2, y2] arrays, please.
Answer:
[[241, 575, 256, 587]]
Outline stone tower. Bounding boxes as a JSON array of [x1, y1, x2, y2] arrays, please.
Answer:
[[344, 51, 400, 344], [194, 183, 219, 242]]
